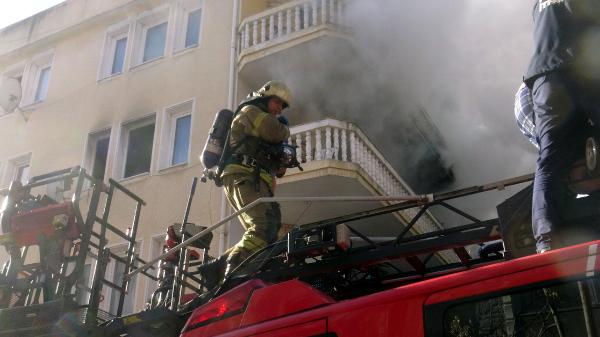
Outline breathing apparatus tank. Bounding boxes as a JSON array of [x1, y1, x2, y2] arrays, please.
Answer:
[[201, 109, 234, 169]]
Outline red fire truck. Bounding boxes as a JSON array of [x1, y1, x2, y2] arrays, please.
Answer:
[[114, 171, 600, 337]]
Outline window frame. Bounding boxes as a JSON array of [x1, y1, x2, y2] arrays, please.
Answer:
[[159, 99, 194, 170], [98, 21, 131, 80], [23, 51, 54, 106], [173, 0, 204, 53], [145, 233, 166, 305], [84, 128, 113, 183], [101, 242, 142, 316], [131, 6, 171, 67], [116, 114, 157, 180], [2, 152, 32, 187]]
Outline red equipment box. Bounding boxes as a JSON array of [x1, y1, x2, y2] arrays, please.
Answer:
[[10, 202, 79, 247]]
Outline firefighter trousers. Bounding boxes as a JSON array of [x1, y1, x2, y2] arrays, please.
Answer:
[[222, 173, 281, 261], [531, 71, 590, 252]]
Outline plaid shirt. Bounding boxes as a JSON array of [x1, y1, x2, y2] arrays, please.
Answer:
[[514, 83, 538, 149]]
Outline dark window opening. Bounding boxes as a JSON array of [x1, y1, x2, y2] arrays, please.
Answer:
[[92, 136, 110, 181], [124, 123, 155, 178]]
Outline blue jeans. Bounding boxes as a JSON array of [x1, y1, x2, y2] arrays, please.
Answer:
[[531, 72, 587, 252]]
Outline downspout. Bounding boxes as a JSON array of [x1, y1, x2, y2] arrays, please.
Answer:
[[219, 0, 240, 255]]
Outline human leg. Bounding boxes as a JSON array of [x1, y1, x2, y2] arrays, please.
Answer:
[[531, 72, 582, 252], [222, 173, 281, 274]]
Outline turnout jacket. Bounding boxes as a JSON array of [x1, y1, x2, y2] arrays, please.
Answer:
[[221, 104, 290, 187], [525, 0, 600, 84]]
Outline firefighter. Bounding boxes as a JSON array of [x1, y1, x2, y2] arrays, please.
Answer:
[[199, 81, 291, 287], [525, 0, 600, 253]]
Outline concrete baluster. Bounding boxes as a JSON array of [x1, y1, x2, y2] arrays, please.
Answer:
[[350, 131, 356, 164], [333, 127, 339, 160], [269, 14, 275, 41], [325, 127, 332, 159], [312, 0, 318, 26], [295, 6, 301, 32], [315, 128, 322, 160], [341, 128, 347, 161], [286, 9, 292, 35], [303, 3, 310, 28], [252, 21, 258, 46], [261, 18, 267, 43], [296, 133, 303, 163], [278, 11, 284, 38], [305, 131, 313, 162]]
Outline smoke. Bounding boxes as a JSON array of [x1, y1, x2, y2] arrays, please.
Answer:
[[264, 0, 539, 219]]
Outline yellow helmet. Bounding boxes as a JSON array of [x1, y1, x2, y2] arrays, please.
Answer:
[[256, 81, 292, 108]]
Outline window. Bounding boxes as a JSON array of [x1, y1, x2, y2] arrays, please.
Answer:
[[112, 37, 127, 74], [2, 153, 32, 187], [104, 244, 139, 316], [118, 115, 156, 179], [159, 100, 193, 169], [76, 263, 92, 305], [132, 7, 170, 66], [185, 9, 202, 47], [172, 115, 191, 165], [99, 22, 130, 79], [143, 22, 167, 62], [174, 1, 203, 52], [34, 66, 51, 102], [145, 234, 166, 306], [429, 277, 600, 337], [85, 129, 111, 182], [25, 52, 54, 105], [15, 163, 30, 185]]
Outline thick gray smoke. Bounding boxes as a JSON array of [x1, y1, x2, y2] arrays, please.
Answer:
[[265, 0, 539, 220]]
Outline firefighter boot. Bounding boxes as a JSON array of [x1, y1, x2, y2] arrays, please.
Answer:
[[198, 255, 227, 290]]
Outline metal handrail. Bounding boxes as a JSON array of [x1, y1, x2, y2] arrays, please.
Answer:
[[125, 194, 430, 280]]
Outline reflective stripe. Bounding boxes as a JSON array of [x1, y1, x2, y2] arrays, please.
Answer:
[[250, 112, 267, 137], [586, 244, 598, 277]]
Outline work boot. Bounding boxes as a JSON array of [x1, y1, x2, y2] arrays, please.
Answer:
[[224, 249, 251, 277], [198, 255, 227, 290]]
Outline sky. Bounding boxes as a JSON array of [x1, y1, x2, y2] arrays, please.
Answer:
[[0, 1, 65, 30]]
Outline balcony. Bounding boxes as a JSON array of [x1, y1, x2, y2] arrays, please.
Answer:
[[276, 119, 444, 239], [237, 0, 351, 82]]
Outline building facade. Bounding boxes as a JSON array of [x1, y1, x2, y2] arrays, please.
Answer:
[[0, 0, 449, 315]]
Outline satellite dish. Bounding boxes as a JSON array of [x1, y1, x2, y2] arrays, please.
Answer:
[[0, 77, 22, 113]]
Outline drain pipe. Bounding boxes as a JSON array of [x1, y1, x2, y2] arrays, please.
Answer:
[[219, 0, 240, 255]]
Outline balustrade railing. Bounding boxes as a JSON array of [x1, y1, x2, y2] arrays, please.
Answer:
[[289, 119, 443, 234], [238, 0, 347, 54]]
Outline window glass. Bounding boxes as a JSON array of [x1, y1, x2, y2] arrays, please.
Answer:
[[185, 9, 201, 48], [34, 66, 51, 102], [172, 114, 191, 165], [92, 136, 110, 181], [77, 264, 92, 305], [109, 258, 137, 315], [112, 37, 127, 74], [15, 164, 30, 185], [143, 22, 167, 62], [442, 278, 600, 337], [124, 123, 155, 178]]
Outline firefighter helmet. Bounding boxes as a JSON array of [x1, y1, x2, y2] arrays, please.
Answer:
[[256, 81, 292, 108]]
